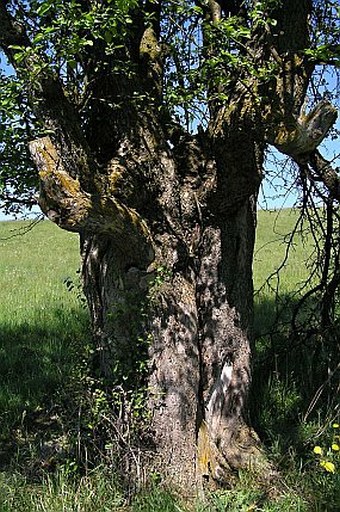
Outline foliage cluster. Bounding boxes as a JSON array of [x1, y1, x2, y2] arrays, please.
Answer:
[[1, 0, 339, 208], [0, 70, 37, 214]]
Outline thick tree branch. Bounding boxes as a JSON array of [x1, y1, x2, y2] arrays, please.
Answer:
[[0, 3, 94, 188], [308, 151, 340, 202], [270, 100, 337, 160], [29, 137, 154, 266]]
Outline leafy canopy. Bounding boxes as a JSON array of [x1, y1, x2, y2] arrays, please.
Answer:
[[0, 0, 339, 213]]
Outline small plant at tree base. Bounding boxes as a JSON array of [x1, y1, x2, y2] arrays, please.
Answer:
[[307, 422, 340, 511], [313, 423, 340, 474]]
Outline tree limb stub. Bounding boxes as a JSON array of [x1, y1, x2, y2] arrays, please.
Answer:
[[208, 0, 222, 22], [29, 137, 154, 266], [271, 100, 337, 160], [268, 99, 339, 202]]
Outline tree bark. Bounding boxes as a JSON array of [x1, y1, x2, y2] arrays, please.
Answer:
[[73, 118, 265, 488], [23, 58, 266, 487]]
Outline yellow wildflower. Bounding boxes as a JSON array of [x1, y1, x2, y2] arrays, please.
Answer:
[[331, 443, 339, 451], [320, 460, 336, 473], [332, 423, 339, 429], [313, 446, 323, 455]]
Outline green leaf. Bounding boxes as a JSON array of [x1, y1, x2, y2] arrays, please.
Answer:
[[33, 33, 45, 44], [36, 2, 53, 16], [104, 31, 113, 43], [68, 60, 77, 69]]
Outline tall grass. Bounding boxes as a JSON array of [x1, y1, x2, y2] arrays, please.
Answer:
[[253, 208, 313, 336], [0, 220, 89, 452], [0, 213, 339, 511]]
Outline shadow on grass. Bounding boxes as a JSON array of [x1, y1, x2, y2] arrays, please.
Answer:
[[1, 292, 339, 509], [252, 293, 340, 448], [0, 306, 90, 470], [251, 295, 340, 511]]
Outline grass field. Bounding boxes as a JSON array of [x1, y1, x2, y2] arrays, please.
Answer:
[[0, 220, 88, 441], [0, 211, 339, 511], [253, 208, 316, 336]]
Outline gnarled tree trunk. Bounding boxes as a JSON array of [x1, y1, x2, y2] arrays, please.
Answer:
[[73, 103, 265, 488]]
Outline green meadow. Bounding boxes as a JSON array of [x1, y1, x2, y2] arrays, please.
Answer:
[[253, 208, 313, 338], [0, 220, 87, 439], [0, 211, 339, 511], [255, 208, 312, 289]]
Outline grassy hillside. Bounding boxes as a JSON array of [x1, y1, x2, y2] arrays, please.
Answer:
[[0, 220, 87, 438], [255, 208, 312, 291], [0, 213, 339, 512], [254, 208, 314, 338]]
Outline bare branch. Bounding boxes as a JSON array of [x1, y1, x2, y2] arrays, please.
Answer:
[[308, 151, 340, 202]]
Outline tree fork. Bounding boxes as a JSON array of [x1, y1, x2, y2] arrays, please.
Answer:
[[29, 136, 154, 267]]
